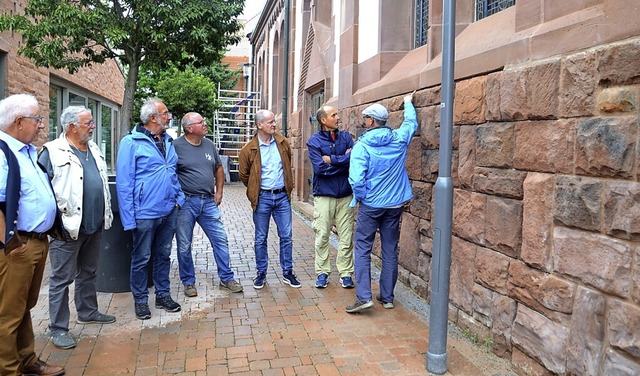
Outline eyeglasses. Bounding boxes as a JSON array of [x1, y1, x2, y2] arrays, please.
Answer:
[[78, 120, 95, 126], [363, 115, 372, 120], [186, 119, 206, 127], [155, 111, 172, 117], [22, 116, 44, 124]]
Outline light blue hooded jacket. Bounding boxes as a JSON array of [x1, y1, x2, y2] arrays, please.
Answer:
[[348, 102, 418, 208]]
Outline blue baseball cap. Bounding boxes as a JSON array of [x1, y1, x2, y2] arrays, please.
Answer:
[[362, 103, 388, 122]]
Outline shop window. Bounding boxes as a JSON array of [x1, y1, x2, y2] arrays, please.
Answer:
[[415, 0, 429, 47]]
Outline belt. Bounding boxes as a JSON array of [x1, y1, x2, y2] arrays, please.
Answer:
[[17, 230, 49, 241], [261, 187, 285, 194], [186, 193, 212, 198]]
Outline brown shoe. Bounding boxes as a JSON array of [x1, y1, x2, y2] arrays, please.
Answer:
[[20, 358, 65, 376]]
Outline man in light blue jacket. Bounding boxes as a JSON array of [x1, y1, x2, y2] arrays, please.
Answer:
[[346, 91, 417, 313], [116, 98, 185, 320]]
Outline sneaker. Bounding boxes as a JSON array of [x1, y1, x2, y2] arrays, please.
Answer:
[[345, 299, 374, 313], [155, 296, 181, 312], [50, 331, 76, 350], [282, 272, 302, 288], [184, 284, 198, 297], [77, 312, 116, 324], [253, 272, 267, 289], [315, 273, 328, 288], [340, 276, 355, 289], [376, 294, 394, 309], [134, 303, 151, 320], [220, 279, 243, 293]]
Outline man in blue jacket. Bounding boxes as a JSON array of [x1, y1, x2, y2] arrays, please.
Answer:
[[307, 105, 355, 289], [346, 91, 417, 313], [116, 98, 185, 320]]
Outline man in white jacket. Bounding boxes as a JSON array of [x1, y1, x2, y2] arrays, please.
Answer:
[[38, 106, 115, 349]]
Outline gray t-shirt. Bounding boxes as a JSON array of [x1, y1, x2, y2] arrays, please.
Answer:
[[173, 136, 222, 195]]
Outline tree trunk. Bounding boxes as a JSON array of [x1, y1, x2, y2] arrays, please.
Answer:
[[118, 61, 140, 143]]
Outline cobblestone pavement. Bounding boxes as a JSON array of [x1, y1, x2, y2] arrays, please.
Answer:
[[30, 183, 515, 375]]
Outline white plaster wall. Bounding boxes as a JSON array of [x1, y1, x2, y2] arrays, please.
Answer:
[[357, 0, 379, 64]]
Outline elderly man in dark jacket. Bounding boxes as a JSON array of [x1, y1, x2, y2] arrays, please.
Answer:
[[306, 105, 355, 289]]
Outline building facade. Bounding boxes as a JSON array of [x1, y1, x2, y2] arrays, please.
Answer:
[[250, 0, 640, 374], [0, 0, 124, 170]]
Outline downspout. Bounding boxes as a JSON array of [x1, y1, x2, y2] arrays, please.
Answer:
[[281, 0, 290, 137]]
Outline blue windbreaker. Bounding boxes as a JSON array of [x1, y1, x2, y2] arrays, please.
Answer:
[[115, 126, 185, 230], [348, 102, 418, 208], [307, 129, 354, 198]]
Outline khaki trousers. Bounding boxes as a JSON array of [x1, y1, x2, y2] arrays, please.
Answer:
[[0, 238, 48, 375], [313, 195, 354, 276]]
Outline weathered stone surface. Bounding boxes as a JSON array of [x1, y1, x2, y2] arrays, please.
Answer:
[[608, 299, 640, 359], [408, 181, 432, 220], [415, 86, 441, 108], [475, 246, 510, 295], [421, 149, 439, 183], [508, 261, 575, 321], [398, 212, 421, 275], [454, 76, 487, 124], [560, 51, 597, 118], [512, 304, 569, 374], [416, 249, 431, 282], [604, 181, 640, 241], [554, 176, 603, 232], [485, 196, 522, 258], [575, 117, 636, 179], [526, 60, 560, 119], [566, 287, 606, 376], [475, 122, 515, 168], [452, 190, 486, 246], [472, 283, 493, 328], [485, 72, 502, 121], [492, 294, 517, 357], [457, 125, 476, 190], [418, 106, 439, 148], [473, 167, 527, 199], [635, 246, 640, 305], [511, 347, 554, 376], [601, 348, 640, 376], [513, 119, 575, 174], [406, 138, 423, 181], [553, 227, 632, 298], [450, 236, 477, 313], [499, 68, 528, 121], [597, 87, 639, 113], [409, 271, 429, 300], [419, 218, 433, 256], [522, 173, 555, 271], [597, 39, 640, 86]]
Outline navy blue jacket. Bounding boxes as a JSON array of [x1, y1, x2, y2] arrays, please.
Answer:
[[306, 129, 354, 198]]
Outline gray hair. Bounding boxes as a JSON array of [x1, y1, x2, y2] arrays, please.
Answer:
[[0, 94, 39, 131], [181, 112, 199, 132], [140, 98, 163, 124], [60, 106, 91, 132], [255, 109, 273, 124]]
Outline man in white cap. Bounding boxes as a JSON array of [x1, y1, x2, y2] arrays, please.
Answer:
[[346, 91, 418, 313]]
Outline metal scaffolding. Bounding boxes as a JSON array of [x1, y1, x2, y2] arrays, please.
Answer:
[[213, 84, 261, 175]]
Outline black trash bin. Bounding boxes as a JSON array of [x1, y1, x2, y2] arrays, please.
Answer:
[[96, 176, 133, 292]]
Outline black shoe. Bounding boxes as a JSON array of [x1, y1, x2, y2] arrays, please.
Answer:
[[135, 303, 151, 320], [155, 295, 181, 312], [282, 272, 301, 288], [253, 272, 267, 289]]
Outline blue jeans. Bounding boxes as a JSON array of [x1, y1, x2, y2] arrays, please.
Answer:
[[48, 230, 103, 333], [353, 204, 403, 302], [253, 190, 293, 274], [176, 195, 235, 285], [130, 208, 178, 304]]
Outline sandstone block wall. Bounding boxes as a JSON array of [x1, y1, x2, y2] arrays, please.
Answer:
[[345, 37, 640, 375]]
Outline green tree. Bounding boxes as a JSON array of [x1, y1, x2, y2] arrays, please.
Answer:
[[0, 0, 244, 139]]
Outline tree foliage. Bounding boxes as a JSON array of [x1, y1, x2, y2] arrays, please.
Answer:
[[0, 0, 245, 138]]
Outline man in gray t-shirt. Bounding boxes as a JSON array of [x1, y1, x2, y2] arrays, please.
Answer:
[[174, 112, 243, 297]]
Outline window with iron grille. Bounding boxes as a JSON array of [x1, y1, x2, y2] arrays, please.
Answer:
[[475, 0, 515, 21], [415, 0, 429, 47]]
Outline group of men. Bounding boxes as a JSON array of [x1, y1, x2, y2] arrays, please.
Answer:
[[0, 90, 417, 375]]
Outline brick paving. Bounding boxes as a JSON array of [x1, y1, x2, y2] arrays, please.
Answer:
[[30, 183, 515, 375]]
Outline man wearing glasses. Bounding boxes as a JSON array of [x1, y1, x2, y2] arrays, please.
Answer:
[[0, 94, 65, 375], [39, 106, 116, 349], [173, 112, 243, 298], [346, 91, 418, 314], [116, 98, 185, 320]]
